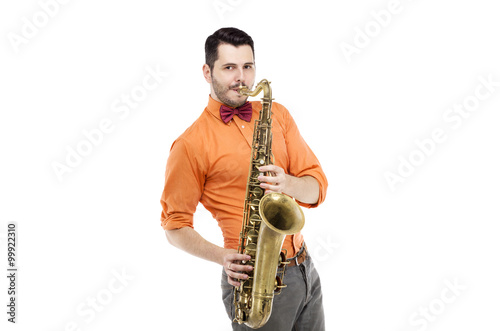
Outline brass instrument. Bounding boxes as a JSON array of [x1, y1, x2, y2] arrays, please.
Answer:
[[233, 79, 305, 329]]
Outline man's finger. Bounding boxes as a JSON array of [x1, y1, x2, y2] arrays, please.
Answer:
[[227, 276, 242, 287], [226, 253, 251, 262], [258, 175, 279, 183], [226, 269, 250, 287], [229, 263, 253, 272], [258, 165, 281, 173]]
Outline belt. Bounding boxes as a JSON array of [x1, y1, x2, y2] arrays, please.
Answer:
[[287, 243, 307, 267]]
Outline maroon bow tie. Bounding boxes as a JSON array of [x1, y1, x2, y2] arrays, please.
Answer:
[[219, 102, 252, 123]]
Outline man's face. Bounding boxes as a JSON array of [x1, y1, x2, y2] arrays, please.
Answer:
[[203, 43, 256, 108]]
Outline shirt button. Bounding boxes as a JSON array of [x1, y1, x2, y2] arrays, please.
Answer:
[[242, 125, 245, 128]]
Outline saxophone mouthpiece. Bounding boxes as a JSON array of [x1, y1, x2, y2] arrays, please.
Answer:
[[237, 83, 248, 95]]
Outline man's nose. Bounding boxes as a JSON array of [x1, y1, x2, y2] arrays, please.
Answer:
[[235, 68, 245, 83]]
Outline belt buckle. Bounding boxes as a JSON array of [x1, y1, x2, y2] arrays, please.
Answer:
[[288, 244, 306, 267]]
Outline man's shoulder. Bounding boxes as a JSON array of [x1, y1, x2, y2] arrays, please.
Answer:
[[172, 108, 214, 150]]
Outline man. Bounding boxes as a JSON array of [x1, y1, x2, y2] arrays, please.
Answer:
[[160, 27, 328, 330]]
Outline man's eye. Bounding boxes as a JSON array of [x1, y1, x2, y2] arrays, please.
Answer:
[[225, 66, 233, 70]]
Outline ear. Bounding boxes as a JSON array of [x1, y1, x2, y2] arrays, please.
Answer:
[[202, 64, 212, 83]]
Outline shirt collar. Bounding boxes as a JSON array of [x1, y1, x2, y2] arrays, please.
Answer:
[[206, 95, 226, 123]]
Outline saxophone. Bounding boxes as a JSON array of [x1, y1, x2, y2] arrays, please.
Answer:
[[233, 79, 305, 329]]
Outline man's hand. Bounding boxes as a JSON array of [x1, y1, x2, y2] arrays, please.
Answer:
[[258, 165, 320, 205], [223, 250, 253, 287], [258, 165, 288, 194], [166, 228, 253, 287]]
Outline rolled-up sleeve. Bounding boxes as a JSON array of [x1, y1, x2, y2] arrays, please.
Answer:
[[160, 138, 205, 231], [281, 104, 328, 208]]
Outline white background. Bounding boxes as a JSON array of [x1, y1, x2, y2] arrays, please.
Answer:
[[1, 0, 499, 330]]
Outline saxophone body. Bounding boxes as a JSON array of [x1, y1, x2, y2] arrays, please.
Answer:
[[233, 79, 305, 329]]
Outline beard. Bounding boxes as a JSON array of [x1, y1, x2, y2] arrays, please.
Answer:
[[211, 74, 248, 108]]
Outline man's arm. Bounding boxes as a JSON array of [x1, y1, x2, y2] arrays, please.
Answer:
[[257, 165, 320, 204], [165, 227, 253, 286]]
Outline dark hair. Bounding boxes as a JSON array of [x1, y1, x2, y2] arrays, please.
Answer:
[[205, 27, 254, 71]]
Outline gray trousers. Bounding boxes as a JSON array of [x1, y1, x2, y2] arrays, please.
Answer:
[[221, 255, 325, 331]]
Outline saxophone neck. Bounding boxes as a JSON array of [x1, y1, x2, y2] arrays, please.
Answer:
[[238, 79, 273, 121], [238, 79, 272, 101]]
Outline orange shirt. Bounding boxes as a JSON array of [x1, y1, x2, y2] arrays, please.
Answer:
[[160, 96, 328, 258]]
